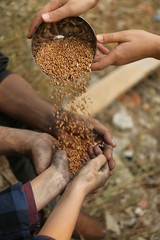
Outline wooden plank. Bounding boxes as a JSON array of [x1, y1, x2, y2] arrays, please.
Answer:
[[65, 58, 160, 116]]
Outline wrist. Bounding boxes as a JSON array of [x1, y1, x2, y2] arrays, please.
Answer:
[[66, 180, 87, 200], [154, 35, 160, 60]]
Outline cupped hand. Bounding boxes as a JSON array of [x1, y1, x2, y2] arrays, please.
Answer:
[[53, 111, 116, 173], [91, 30, 160, 71], [73, 146, 110, 195], [27, 0, 99, 38]]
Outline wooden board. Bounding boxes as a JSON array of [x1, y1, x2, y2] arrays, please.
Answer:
[[65, 58, 160, 116]]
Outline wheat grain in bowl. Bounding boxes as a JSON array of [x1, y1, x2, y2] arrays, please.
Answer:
[[32, 16, 97, 78]]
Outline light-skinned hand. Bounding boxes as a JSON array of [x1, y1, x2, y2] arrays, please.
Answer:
[[27, 0, 99, 38], [91, 30, 160, 71], [73, 146, 110, 195]]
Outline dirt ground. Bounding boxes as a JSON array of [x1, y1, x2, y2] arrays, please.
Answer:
[[0, 0, 160, 239]]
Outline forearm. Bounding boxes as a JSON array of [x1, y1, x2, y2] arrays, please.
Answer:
[[0, 73, 56, 134], [0, 126, 33, 155], [39, 182, 85, 240]]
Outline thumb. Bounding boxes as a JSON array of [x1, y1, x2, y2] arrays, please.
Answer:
[[90, 154, 106, 171], [96, 32, 127, 44], [42, 4, 74, 23], [53, 150, 68, 167]]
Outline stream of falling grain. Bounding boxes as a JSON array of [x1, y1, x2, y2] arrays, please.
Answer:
[[35, 36, 101, 174]]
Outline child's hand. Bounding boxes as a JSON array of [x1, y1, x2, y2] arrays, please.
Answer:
[[92, 30, 160, 71], [73, 146, 110, 196]]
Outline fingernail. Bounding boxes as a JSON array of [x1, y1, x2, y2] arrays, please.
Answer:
[[96, 34, 104, 42], [112, 139, 116, 146], [42, 13, 50, 20]]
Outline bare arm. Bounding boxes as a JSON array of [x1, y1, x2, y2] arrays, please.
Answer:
[[0, 73, 56, 135]]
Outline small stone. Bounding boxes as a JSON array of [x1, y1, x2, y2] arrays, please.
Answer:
[[139, 118, 151, 129], [124, 217, 136, 227], [105, 212, 121, 236], [116, 20, 126, 30], [153, 96, 160, 104], [135, 207, 144, 216], [137, 200, 148, 210], [123, 149, 134, 159], [142, 103, 150, 111], [115, 178, 121, 185], [112, 111, 134, 130]]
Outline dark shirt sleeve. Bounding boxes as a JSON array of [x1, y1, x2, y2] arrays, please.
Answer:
[[0, 51, 12, 82]]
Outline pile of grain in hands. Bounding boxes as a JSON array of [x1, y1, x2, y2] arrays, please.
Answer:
[[34, 31, 102, 174]]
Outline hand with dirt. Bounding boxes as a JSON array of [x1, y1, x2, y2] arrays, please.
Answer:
[[29, 132, 59, 175], [27, 0, 99, 38], [0, 126, 58, 175], [91, 30, 160, 71]]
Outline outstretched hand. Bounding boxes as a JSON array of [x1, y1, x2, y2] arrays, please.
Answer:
[[27, 0, 99, 38], [92, 30, 160, 71]]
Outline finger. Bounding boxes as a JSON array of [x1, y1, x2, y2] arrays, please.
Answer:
[[93, 55, 103, 63], [97, 43, 110, 55], [90, 154, 106, 171], [103, 143, 113, 160], [42, 4, 75, 23], [88, 146, 96, 159], [27, 0, 60, 38], [92, 119, 116, 147], [91, 50, 119, 71], [99, 162, 110, 181], [108, 157, 115, 171], [95, 50, 102, 57], [93, 146, 103, 156], [96, 32, 128, 44], [27, 14, 42, 39]]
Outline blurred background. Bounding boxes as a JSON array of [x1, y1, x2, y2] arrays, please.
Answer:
[[0, 0, 160, 239]]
